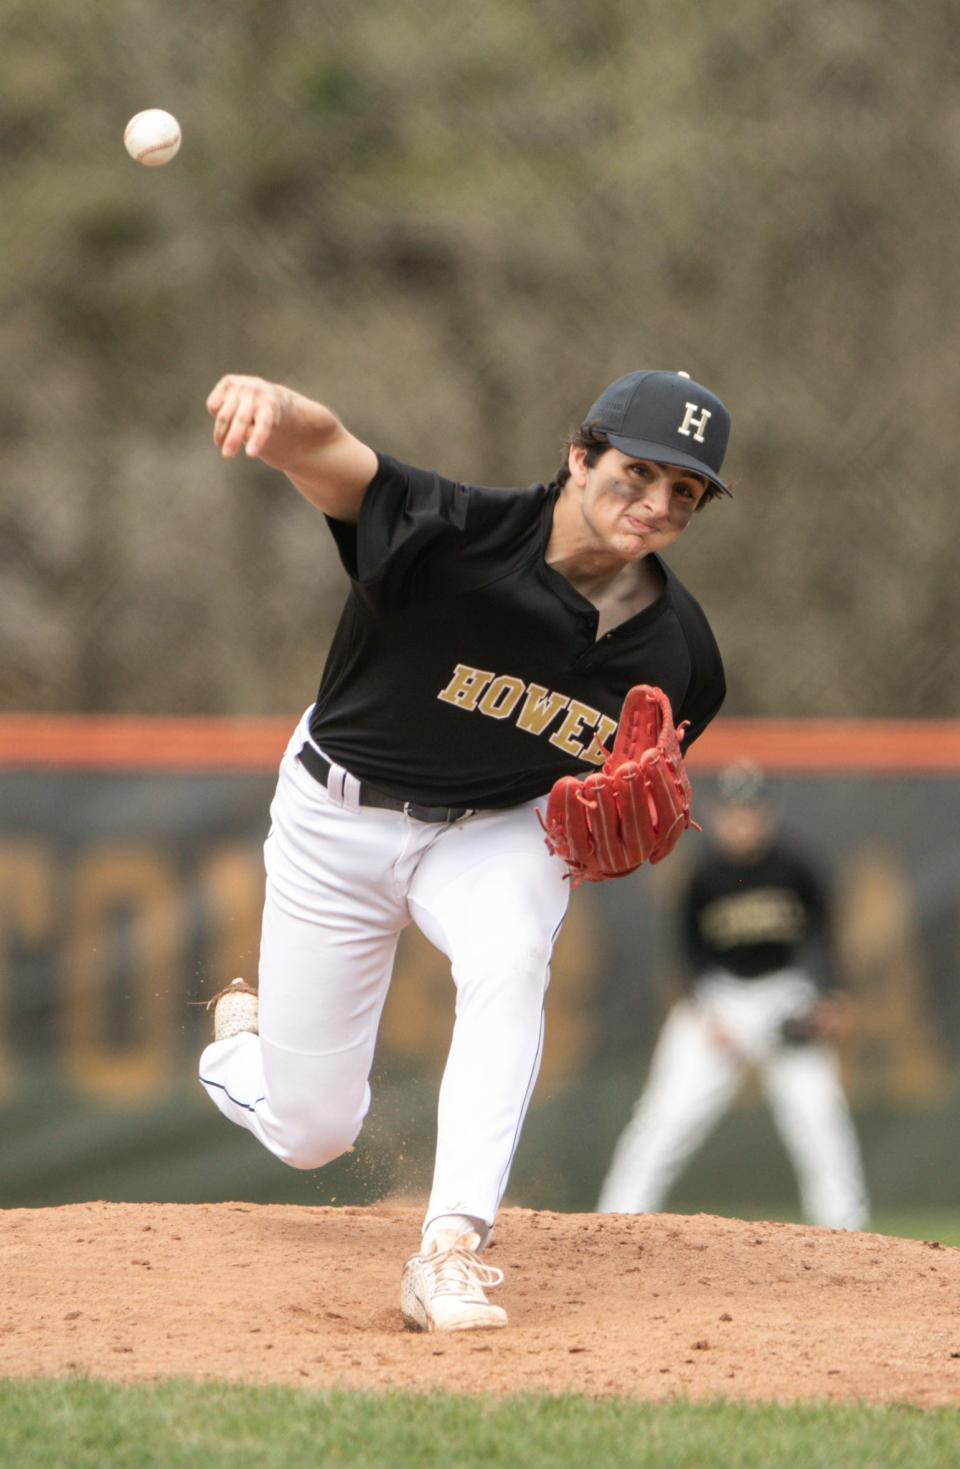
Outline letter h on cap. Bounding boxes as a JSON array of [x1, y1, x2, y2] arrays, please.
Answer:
[[677, 402, 712, 444]]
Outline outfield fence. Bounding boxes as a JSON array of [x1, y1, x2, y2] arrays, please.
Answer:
[[1, 714, 958, 1215]]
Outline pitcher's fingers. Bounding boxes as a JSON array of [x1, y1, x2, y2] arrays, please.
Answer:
[[244, 394, 280, 458], [219, 386, 259, 458], [211, 383, 241, 451], [206, 376, 233, 418]]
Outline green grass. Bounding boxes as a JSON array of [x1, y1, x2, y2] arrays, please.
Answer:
[[1, 1380, 959, 1469], [700, 1208, 960, 1248], [869, 1212, 960, 1247]]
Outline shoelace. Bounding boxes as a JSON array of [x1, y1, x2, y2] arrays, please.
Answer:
[[427, 1243, 504, 1300]]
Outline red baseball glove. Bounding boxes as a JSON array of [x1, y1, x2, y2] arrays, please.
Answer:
[[539, 685, 699, 883]]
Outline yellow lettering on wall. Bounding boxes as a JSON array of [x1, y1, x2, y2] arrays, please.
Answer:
[[0, 840, 55, 1097], [548, 700, 601, 758], [478, 675, 526, 720], [62, 844, 182, 1100], [200, 844, 264, 994], [516, 685, 570, 736], [437, 664, 495, 711], [836, 841, 947, 1103], [379, 927, 451, 1078], [539, 894, 597, 1085]]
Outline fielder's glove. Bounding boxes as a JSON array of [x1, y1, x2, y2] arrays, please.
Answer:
[[539, 684, 699, 884], [780, 994, 854, 1047], [778, 1012, 819, 1047]]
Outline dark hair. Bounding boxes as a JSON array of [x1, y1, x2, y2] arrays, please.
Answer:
[[555, 423, 612, 488], [555, 421, 723, 508]]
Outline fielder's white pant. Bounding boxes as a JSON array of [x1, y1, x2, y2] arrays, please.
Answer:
[[199, 711, 569, 1239], [597, 970, 870, 1230]]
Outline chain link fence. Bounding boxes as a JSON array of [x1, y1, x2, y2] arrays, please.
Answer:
[[3, 0, 959, 716]]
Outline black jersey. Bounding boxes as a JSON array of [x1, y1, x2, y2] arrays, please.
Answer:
[[680, 839, 835, 987], [308, 453, 725, 809]]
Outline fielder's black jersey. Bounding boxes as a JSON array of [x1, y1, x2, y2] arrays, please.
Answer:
[[680, 840, 836, 987], [308, 453, 725, 808]]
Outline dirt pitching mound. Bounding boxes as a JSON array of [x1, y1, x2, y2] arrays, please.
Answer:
[[2, 1201, 959, 1405]]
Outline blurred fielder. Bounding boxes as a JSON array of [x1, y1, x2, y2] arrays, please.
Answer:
[[199, 367, 733, 1330], [598, 761, 870, 1230]]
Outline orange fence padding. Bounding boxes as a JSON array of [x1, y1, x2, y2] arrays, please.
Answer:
[[1, 714, 959, 775]]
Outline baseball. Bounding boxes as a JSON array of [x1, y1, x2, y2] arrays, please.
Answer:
[[123, 109, 182, 167]]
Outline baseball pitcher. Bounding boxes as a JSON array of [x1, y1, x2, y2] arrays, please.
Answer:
[[200, 368, 733, 1330]]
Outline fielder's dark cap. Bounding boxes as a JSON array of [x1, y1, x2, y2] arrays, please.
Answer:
[[716, 760, 768, 806], [585, 370, 732, 495]]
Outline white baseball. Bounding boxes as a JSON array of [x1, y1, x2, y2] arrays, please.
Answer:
[[124, 109, 182, 167]]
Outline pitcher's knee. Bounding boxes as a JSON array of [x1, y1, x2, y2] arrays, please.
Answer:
[[469, 931, 552, 989], [269, 1107, 363, 1171]]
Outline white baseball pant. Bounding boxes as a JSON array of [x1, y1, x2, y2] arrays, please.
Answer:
[[597, 970, 870, 1230], [199, 711, 569, 1239]]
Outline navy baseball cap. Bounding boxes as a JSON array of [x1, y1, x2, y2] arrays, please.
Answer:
[[585, 370, 732, 495]]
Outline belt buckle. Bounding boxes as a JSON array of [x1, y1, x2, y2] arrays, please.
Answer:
[[402, 800, 470, 824], [403, 800, 438, 823]]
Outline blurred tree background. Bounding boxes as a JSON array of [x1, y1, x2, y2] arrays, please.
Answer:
[[2, 0, 958, 718]]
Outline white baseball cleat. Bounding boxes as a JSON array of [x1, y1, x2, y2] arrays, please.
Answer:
[[400, 1229, 507, 1332], [207, 978, 259, 1042]]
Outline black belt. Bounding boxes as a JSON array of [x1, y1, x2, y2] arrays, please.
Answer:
[[297, 744, 475, 825]]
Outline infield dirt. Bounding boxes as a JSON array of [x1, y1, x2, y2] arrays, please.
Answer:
[[1, 1201, 958, 1405]]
